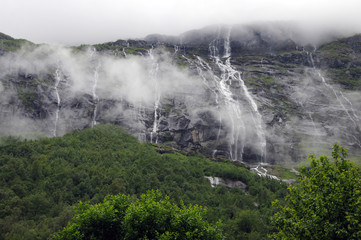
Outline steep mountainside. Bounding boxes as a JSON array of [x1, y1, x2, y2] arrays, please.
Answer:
[[0, 23, 360, 165]]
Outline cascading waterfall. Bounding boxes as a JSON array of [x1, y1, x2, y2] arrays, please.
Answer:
[[136, 103, 147, 142], [223, 26, 231, 58], [195, 56, 220, 104], [89, 48, 100, 128], [190, 54, 244, 158], [309, 51, 360, 127], [307, 112, 318, 133], [308, 50, 361, 147], [148, 48, 160, 143], [174, 45, 179, 55], [339, 91, 360, 122], [91, 64, 100, 128], [204, 176, 221, 187], [195, 56, 222, 141], [251, 163, 279, 180], [208, 26, 266, 161], [184, 26, 267, 161], [52, 66, 62, 137]]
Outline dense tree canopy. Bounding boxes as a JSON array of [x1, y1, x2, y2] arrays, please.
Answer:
[[54, 190, 224, 240], [0, 124, 287, 240], [271, 143, 361, 240]]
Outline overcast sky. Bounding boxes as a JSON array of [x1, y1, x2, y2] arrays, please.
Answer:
[[1, 0, 361, 45]]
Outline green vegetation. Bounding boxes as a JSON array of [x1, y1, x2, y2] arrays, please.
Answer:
[[271, 143, 361, 239], [349, 156, 361, 166], [0, 133, 48, 146], [253, 74, 278, 87], [17, 88, 37, 109], [0, 136, 23, 146], [263, 165, 297, 180], [93, 43, 147, 55], [0, 32, 34, 52], [54, 190, 223, 240], [326, 68, 361, 90], [175, 58, 190, 68], [0, 124, 287, 239], [71, 44, 90, 53], [318, 35, 361, 90]]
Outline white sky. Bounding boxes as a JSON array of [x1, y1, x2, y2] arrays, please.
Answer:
[[1, 0, 361, 45]]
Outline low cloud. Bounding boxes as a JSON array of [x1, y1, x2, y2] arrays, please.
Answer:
[[1, 0, 361, 45]]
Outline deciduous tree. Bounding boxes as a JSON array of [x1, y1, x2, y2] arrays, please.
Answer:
[[54, 190, 224, 240], [271, 143, 361, 240]]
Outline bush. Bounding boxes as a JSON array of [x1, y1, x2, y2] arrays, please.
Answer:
[[271, 143, 361, 240]]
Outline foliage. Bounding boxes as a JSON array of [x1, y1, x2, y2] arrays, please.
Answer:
[[54, 190, 223, 240], [0, 32, 35, 52], [17, 88, 37, 109], [317, 35, 361, 90], [93, 42, 147, 55], [0, 135, 22, 146], [270, 143, 361, 240], [326, 68, 361, 90], [0, 124, 287, 239]]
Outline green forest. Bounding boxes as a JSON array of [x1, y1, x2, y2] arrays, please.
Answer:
[[0, 124, 287, 239], [2, 124, 360, 239]]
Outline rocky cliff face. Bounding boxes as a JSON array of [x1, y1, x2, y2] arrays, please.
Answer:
[[0, 24, 360, 164]]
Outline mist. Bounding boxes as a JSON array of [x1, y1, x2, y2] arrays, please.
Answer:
[[0, 39, 274, 162], [1, 0, 361, 45], [1, 20, 361, 164], [0, 44, 208, 137]]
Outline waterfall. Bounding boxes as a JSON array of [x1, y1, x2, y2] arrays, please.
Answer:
[[89, 48, 100, 128], [307, 112, 318, 133], [207, 26, 266, 161], [339, 91, 360, 121], [251, 163, 279, 180], [148, 48, 160, 143], [52, 66, 62, 137], [183, 26, 267, 161], [309, 50, 361, 147], [136, 103, 147, 142], [309, 51, 359, 127], [174, 45, 179, 55], [204, 176, 221, 187], [223, 26, 231, 58], [195, 57, 223, 142], [91, 64, 100, 128]]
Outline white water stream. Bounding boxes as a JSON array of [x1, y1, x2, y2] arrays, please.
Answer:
[[204, 176, 221, 187], [52, 67, 62, 137], [208, 26, 266, 161], [309, 51, 360, 147], [251, 163, 279, 180], [148, 48, 160, 143], [185, 26, 267, 161], [89, 48, 100, 128], [91, 63, 100, 128], [309, 51, 359, 127]]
